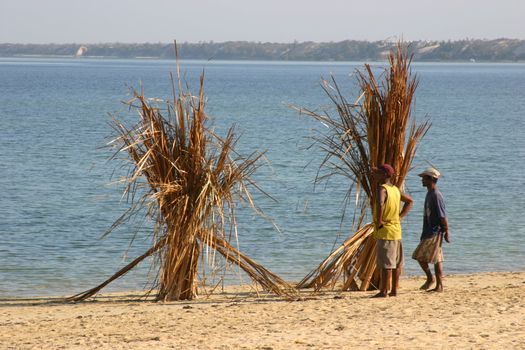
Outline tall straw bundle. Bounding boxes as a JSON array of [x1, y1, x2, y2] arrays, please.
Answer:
[[68, 59, 296, 302], [296, 43, 430, 291]]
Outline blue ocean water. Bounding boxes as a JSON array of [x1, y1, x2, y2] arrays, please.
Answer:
[[0, 58, 523, 297]]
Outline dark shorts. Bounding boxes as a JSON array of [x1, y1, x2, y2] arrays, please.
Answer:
[[376, 239, 404, 269]]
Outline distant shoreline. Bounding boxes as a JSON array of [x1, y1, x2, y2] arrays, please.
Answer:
[[3, 54, 525, 64], [2, 39, 525, 62]]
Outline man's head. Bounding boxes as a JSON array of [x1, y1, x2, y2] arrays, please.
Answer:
[[372, 164, 395, 183], [418, 167, 440, 186]]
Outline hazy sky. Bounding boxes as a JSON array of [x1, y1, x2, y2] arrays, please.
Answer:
[[2, 0, 524, 43]]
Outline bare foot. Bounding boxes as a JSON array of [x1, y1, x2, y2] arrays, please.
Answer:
[[389, 291, 397, 297], [420, 278, 435, 290], [429, 285, 443, 293], [371, 292, 388, 298]]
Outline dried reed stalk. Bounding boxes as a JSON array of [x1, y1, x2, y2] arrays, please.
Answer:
[[296, 42, 430, 291], [68, 60, 296, 302]]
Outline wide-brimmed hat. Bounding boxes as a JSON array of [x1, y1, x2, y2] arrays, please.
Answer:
[[372, 164, 395, 177], [418, 167, 441, 179]]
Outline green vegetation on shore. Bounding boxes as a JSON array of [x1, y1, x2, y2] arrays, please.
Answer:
[[1, 39, 525, 62]]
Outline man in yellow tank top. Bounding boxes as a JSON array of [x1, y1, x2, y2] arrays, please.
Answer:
[[372, 164, 413, 297]]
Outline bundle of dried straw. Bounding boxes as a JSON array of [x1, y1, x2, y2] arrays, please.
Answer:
[[296, 43, 430, 291], [68, 55, 296, 301]]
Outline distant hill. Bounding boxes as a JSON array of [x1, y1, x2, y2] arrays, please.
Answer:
[[1, 39, 525, 62]]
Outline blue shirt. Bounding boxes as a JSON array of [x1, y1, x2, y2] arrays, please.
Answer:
[[421, 188, 447, 239]]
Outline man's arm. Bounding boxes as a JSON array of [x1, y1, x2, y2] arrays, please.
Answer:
[[377, 187, 387, 227], [436, 192, 449, 243], [441, 217, 450, 243], [399, 192, 413, 219]]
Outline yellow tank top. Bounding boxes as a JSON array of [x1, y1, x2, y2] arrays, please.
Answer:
[[373, 184, 402, 240]]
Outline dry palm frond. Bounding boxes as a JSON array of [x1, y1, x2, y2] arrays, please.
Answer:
[[296, 42, 430, 291], [297, 223, 376, 290], [68, 61, 296, 302]]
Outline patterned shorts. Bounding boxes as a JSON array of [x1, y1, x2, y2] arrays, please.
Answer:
[[412, 234, 444, 264]]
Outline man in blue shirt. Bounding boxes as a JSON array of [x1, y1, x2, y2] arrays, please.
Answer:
[[412, 167, 450, 292]]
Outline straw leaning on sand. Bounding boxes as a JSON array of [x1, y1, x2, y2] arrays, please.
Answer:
[[296, 43, 430, 291], [68, 54, 296, 302]]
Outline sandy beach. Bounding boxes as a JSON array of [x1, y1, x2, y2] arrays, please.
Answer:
[[0, 271, 523, 349]]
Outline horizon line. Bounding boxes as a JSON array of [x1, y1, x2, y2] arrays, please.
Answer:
[[1, 37, 524, 45]]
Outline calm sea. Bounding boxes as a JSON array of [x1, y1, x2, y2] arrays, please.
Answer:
[[0, 58, 523, 297]]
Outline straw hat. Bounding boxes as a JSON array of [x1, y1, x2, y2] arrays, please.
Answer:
[[418, 167, 441, 179]]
